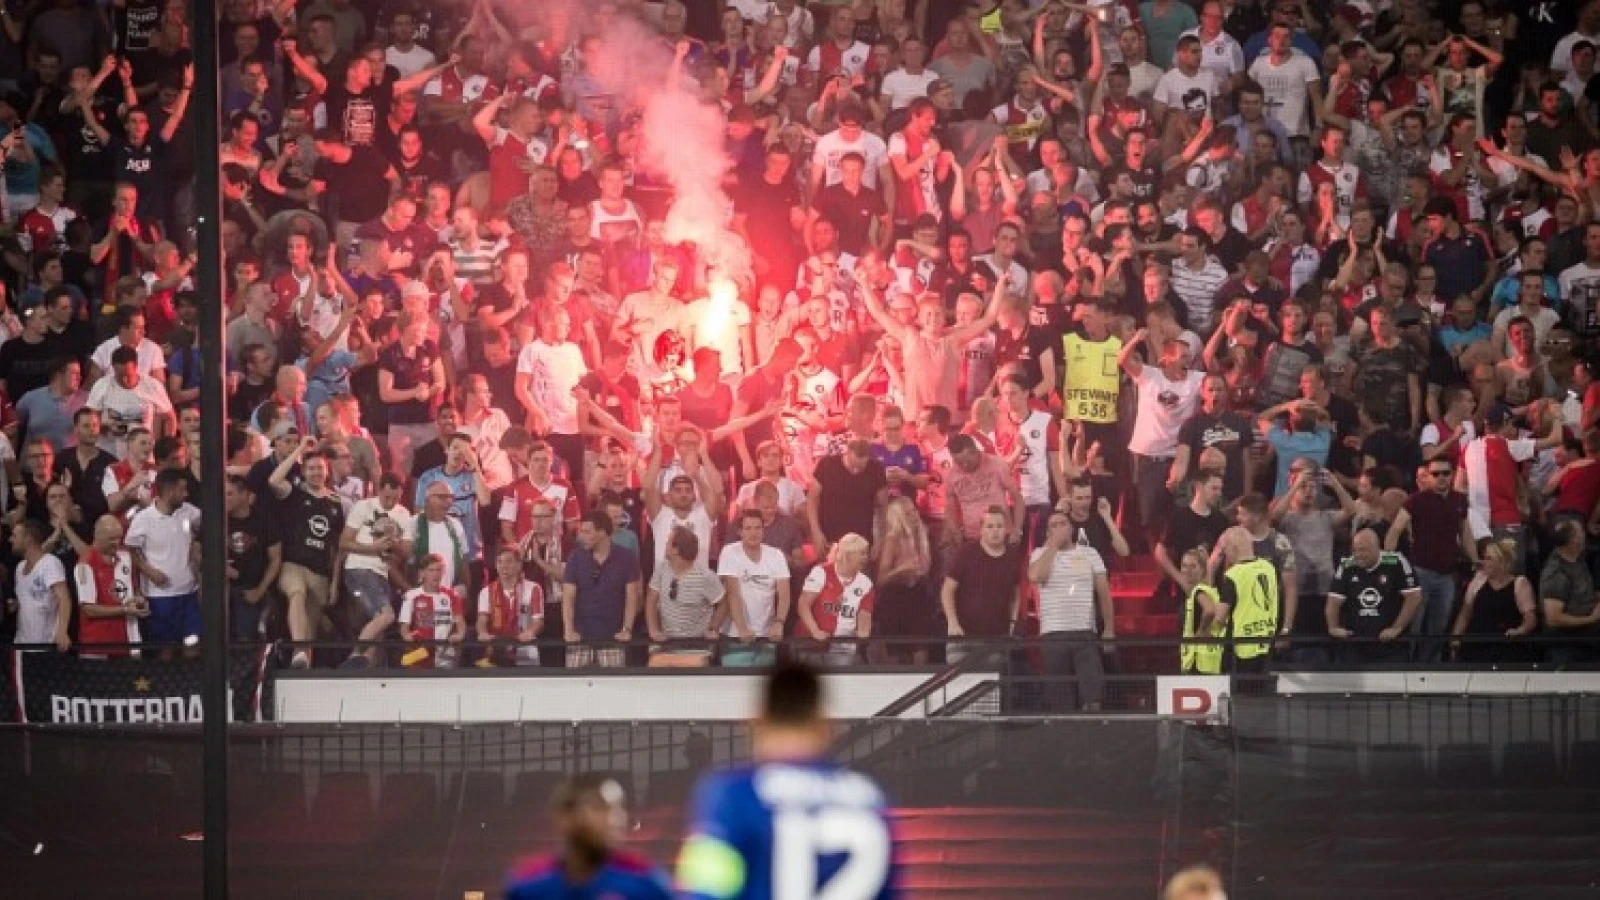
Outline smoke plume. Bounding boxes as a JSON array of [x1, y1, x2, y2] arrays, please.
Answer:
[[521, 4, 752, 287]]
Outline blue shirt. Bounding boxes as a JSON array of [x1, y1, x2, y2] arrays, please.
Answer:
[[677, 759, 899, 900], [1489, 273, 1562, 315], [299, 349, 358, 417], [1242, 30, 1321, 69], [1266, 423, 1332, 498], [562, 544, 641, 639], [504, 851, 671, 900], [1436, 321, 1492, 358], [415, 466, 482, 557]]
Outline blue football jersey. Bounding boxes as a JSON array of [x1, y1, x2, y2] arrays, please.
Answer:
[[504, 851, 674, 900], [676, 759, 898, 900]]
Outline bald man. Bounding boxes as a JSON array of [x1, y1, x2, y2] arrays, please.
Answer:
[[1216, 525, 1282, 673]]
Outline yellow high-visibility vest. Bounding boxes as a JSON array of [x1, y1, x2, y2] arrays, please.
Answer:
[[1225, 558, 1280, 660], [1062, 333, 1121, 423], [1182, 583, 1225, 674]]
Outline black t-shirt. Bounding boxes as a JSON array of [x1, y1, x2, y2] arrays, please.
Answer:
[[379, 340, 440, 426], [947, 540, 1024, 636], [1162, 504, 1227, 562], [61, 447, 116, 524], [1102, 161, 1161, 201], [318, 144, 393, 224], [230, 378, 275, 426], [391, 150, 449, 202], [0, 333, 65, 399], [557, 171, 601, 206], [1360, 427, 1421, 490], [1330, 552, 1419, 637], [323, 81, 391, 148], [228, 501, 280, 588], [109, 135, 168, 219], [1207, 227, 1253, 274], [410, 437, 446, 482], [735, 173, 802, 274], [992, 323, 1055, 391], [1177, 410, 1256, 500], [279, 486, 345, 574], [1323, 394, 1363, 478], [814, 454, 887, 542], [1066, 510, 1116, 560], [813, 183, 887, 257], [64, 91, 120, 182]]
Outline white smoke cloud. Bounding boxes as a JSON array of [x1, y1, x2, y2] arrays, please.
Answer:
[[516, 3, 752, 287]]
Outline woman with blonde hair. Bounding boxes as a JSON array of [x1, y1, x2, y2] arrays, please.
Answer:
[[1452, 538, 1538, 664], [797, 532, 876, 666], [872, 497, 934, 662], [1178, 546, 1226, 675]]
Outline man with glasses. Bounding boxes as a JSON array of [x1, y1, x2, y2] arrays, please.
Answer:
[[1389, 457, 1477, 662]]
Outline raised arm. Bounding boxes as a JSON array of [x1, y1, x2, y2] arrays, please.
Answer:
[[946, 273, 1008, 345]]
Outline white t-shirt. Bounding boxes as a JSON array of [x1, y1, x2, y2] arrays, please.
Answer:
[[1127, 60, 1164, 98], [880, 68, 940, 109], [1180, 28, 1246, 80], [384, 44, 437, 78], [124, 502, 202, 597], [86, 375, 173, 458], [516, 340, 586, 435], [811, 129, 889, 189], [589, 199, 644, 244], [91, 337, 167, 379], [716, 542, 790, 635], [652, 506, 715, 568], [1247, 51, 1320, 137], [1128, 366, 1205, 458], [1152, 67, 1219, 118], [343, 497, 413, 575], [14, 553, 66, 644], [402, 516, 468, 589], [1032, 543, 1106, 634]]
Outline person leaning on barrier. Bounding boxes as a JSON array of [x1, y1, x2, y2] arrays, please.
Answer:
[[563, 510, 642, 670], [1029, 507, 1114, 712]]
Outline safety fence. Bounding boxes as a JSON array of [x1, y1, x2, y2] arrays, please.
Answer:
[[4, 695, 1600, 899]]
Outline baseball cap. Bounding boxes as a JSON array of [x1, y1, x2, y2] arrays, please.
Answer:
[[402, 280, 432, 301], [268, 420, 301, 441], [1485, 403, 1513, 429]]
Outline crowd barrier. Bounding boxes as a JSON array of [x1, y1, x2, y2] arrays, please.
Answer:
[[5, 696, 1600, 899], [5, 634, 1600, 724]]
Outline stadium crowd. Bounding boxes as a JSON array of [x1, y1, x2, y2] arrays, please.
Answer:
[[0, 0, 1598, 699]]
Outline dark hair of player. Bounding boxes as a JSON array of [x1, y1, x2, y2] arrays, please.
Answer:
[[550, 772, 624, 815], [762, 661, 823, 727]]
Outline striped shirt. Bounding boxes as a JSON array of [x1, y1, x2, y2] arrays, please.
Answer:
[[1032, 544, 1106, 634], [649, 562, 725, 639], [450, 237, 506, 286], [1170, 257, 1229, 333]]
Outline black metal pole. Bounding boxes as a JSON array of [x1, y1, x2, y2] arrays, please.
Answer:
[[191, 0, 229, 893]]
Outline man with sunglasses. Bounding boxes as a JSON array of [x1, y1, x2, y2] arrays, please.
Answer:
[[1391, 456, 1478, 662]]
